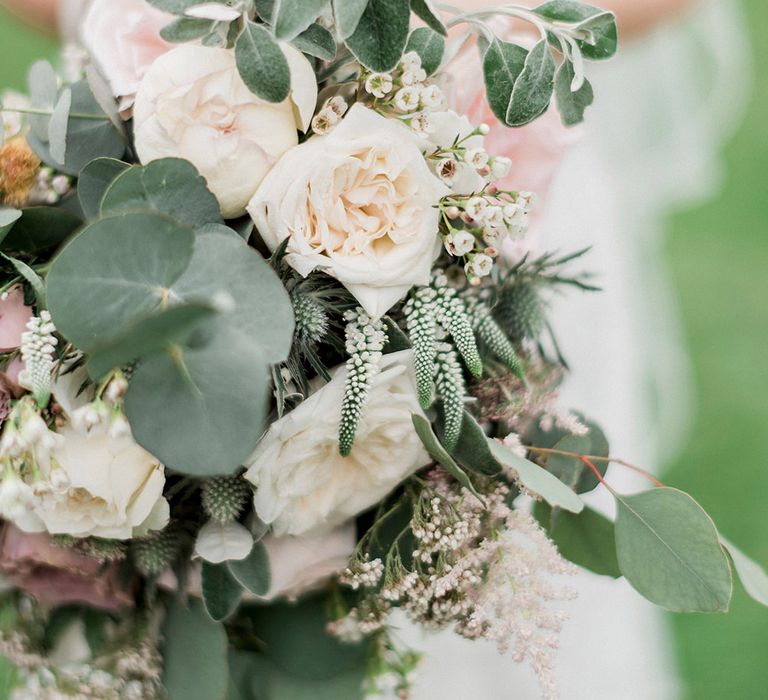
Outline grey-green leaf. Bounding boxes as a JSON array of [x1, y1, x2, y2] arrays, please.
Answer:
[[482, 39, 528, 125], [101, 158, 223, 227], [488, 439, 585, 513], [46, 213, 195, 351], [160, 17, 216, 42], [202, 562, 243, 621], [162, 600, 229, 700], [412, 414, 482, 500], [0, 209, 21, 246], [48, 88, 71, 165], [410, 0, 446, 36], [614, 488, 732, 612], [273, 0, 328, 41], [227, 541, 271, 596], [535, 503, 620, 577], [720, 537, 768, 607], [236, 20, 291, 103], [0, 206, 82, 254], [291, 23, 337, 61], [77, 157, 130, 220], [405, 27, 445, 76], [506, 39, 555, 127], [27, 60, 58, 141], [86, 303, 218, 380], [534, 1, 617, 60], [1, 253, 47, 308], [333, 0, 369, 38], [555, 60, 594, 126], [346, 0, 410, 72]]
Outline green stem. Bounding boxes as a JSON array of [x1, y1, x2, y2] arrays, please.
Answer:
[[1, 106, 109, 121]]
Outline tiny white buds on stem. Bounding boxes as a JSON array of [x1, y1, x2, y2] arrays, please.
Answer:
[[365, 73, 394, 99]]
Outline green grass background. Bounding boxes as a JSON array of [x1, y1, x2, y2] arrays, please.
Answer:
[[0, 2, 766, 698]]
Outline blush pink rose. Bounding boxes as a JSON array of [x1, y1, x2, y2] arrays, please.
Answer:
[[0, 286, 32, 352], [0, 524, 134, 611], [81, 0, 174, 109]]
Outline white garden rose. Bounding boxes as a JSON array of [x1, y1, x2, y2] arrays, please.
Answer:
[[81, 0, 174, 110], [133, 44, 317, 218], [29, 423, 169, 540], [245, 350, 430, 536], [248, 105, 450, 319]]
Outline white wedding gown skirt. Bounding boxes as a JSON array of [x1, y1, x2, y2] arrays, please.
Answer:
[[59, 0, 748, 697], [400, 1, 749, 698]]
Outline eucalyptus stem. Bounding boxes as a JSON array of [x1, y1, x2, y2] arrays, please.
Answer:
[[0, 106, 109, 121]]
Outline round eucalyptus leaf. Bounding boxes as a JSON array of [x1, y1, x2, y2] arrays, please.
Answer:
[[46, 212, 195, 351], [1, 206, 83, 254], [101, 158, 223, 227], [77, 157, 130, 221], [615, 488, 733, 612]]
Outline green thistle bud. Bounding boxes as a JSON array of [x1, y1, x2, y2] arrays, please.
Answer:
[[494, 282, 545, 342], [292, 293, 330, 345], [201, 475, 251, 523], [51, 535, 127, 562], [133, 528, 180, 576]]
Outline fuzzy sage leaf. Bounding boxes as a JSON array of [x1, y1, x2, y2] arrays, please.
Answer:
[[236, 20, 291, 103]]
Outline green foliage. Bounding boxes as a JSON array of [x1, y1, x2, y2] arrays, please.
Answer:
[[202, 474, 252, 523], [27, 80, 125, 176], [160, 17, 216, 43], [1, 253, 46, 307], [333, 0, 369, 39], [346, 0, 410, 72], [614, 488, 733, 612], [535, 2, 618, 60], [536, 502, 621, 577], [506, 39, 556, 127], [26, 60, 57, 142], [482, 39, 527, 127], [555, 60, 594, 126], [162, 599, 229, 700], [227, 541, 271, 596], [434, 285, 482, 377], [405, 27, 445, 76], [273, 0, 329, 41], [47, 88, 71, 165], [0, 209, 21, 245], [132, 527, 181, 575], [77, 157, 130, 220], [236, 21, 291, 103], [1, 206, 82, 254], [202, 562, 243, 621], [410, 0, 446, 35], [404, 288, 437, 408], [488, 438, 585, 513], [720, 538, 768, 607], [493, 280, 546, 342], [291, 24, 337, 60], [101, 157, 222, 227], [439, 409, 501, 477], [412, 413, 482, 499]]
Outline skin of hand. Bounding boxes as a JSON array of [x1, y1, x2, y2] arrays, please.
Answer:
[[0, 0, 60, 33], [448, 0, 697, 38]]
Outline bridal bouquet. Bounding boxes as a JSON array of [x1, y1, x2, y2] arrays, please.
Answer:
[[0, 0, 765, 698]]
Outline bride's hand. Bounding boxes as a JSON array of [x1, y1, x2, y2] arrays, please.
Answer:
[[0, 0, 60, 33], [447, 0, 696, 38]]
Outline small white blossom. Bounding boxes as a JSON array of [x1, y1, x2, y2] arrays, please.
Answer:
[[470, 253, 494, 278], [444, 231, 476, 256], [435, 158, 458, 185], [465, 147, 489, 171], [402, 67, 427, 86], [401, 51, 422, 71], [491, 156, 513, 180], [419, 84, 445, 110], [410, 112, 434, 136], [365, 72, 394, 98], [464, 196, 489, 221], [324, 95, 348, 118], [393, 86, 421, 113]]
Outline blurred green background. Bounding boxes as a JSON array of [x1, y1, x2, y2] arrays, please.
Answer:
[[0, 2, 766, 698]]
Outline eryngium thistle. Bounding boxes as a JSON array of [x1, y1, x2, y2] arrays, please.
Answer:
[[201, 475, 251, 523], [292, 292, 330, 345], [494, 282, 545, 341], [132, 528, 180, 576]]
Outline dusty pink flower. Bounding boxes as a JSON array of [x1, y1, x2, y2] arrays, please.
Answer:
[[0, 367, 23, 422], [81, 0, 174, 110], [0, 524, 134, 611], [0, 286, 32, 352]]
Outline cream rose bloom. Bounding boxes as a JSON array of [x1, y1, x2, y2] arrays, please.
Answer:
[[7, 371, 168, 540], [245, 350, 429, 536], [82, 0, 174, 110], [133, 45, 317, 218], [248, 105, 450, 319]]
